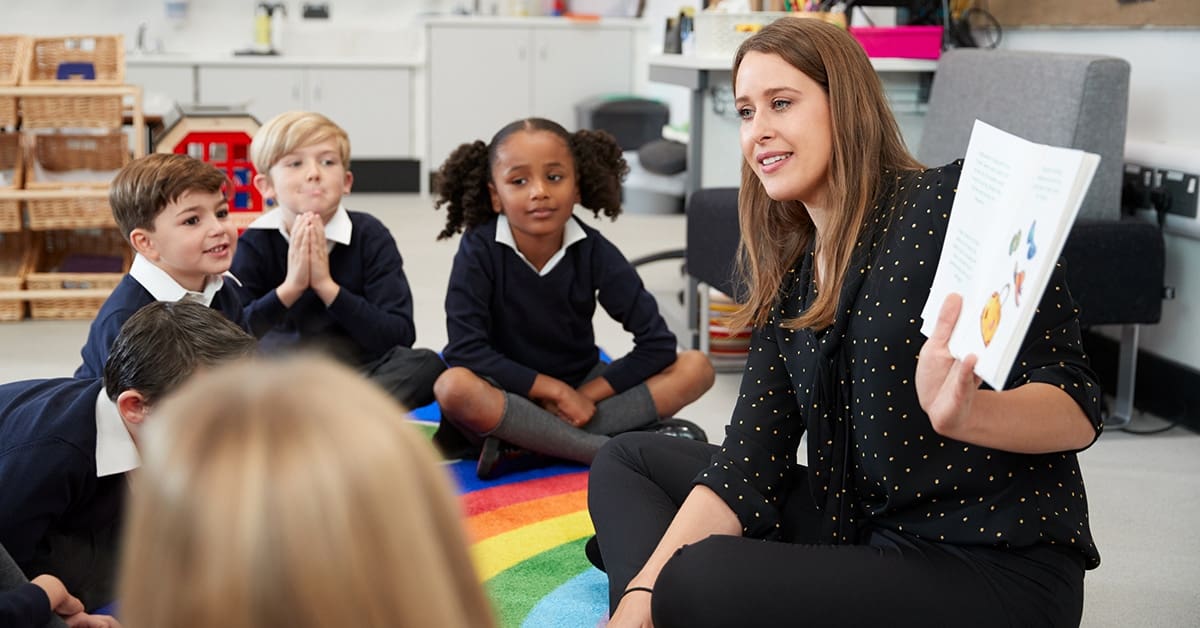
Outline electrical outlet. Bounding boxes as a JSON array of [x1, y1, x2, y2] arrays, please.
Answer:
[[1125, 140, 1200, 240], [303, 3, 329, 19], [1158, 169, 1199, 219], [1122, 162, 1154, 213]]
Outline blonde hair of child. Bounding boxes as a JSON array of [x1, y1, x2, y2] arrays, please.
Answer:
[[117, 356, 495, 628], [250, 110, 352, 175]]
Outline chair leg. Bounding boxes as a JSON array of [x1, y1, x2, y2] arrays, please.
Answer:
[[1105, 324, 1139, 430], [696, 280, 711, 355]]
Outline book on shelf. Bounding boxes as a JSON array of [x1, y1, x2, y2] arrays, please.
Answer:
[[920, 119, 1099, 391]]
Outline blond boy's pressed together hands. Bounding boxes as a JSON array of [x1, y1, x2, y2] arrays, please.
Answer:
[[277, 211, 339, 307]]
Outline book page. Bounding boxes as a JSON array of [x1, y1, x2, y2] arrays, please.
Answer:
[[922, 120, 1097, 390]]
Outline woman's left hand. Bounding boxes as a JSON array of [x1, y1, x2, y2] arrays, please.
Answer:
[[916, 293, 982, 437]]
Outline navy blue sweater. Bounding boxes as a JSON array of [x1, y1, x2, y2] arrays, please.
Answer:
[[74, 274, 246, 379], [1, 542, 51, 627], [232, 210, 417, 366], [443, 215, 677, 396], [0, 378, 127, 577]]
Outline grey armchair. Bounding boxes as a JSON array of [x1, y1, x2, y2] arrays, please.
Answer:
[[918, 48, 1164, 427]]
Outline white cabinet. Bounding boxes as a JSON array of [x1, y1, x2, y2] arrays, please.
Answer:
[[197, 65, 412, 159], [427, 21, 636, 170], [126, 63, 196, 106]]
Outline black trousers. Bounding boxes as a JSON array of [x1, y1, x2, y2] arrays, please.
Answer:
[[588, 432, 1086, 628], [361, 345, 445, 411]]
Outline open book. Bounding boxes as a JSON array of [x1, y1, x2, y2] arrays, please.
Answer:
[[920, 120, 1099, 390]]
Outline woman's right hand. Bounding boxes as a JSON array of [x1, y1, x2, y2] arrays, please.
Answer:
[[608, 589, 654, 628]]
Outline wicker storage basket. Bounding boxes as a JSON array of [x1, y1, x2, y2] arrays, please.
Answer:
[[19, 93, 124, 129], [25, 131, 128, 189], [0, 230, 34, 321], [24, 189, 115, 230], [22, 132, 125, 229], [19, 35, 125, 128], [25, 229, 129, 320], [0, 35, 30, 129], [21, 35, 125, 85], [0, 132, 23, 232]]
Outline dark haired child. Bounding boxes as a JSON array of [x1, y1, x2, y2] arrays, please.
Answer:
[[0, 301, 257, 612], [432, 117, 715, 480], [75, 153, 245, 379]]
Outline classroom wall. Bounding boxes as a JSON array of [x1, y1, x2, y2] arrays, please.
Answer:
[[1, 0, 431, 57]]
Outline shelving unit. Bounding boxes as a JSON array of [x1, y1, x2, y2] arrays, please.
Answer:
[[0, 83, 144, 316]]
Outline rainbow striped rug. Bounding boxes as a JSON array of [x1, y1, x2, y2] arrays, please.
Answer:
[[411, 416, 609, 627]]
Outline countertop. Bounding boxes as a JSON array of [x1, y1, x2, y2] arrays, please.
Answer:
[[125, 53, 422, 68]]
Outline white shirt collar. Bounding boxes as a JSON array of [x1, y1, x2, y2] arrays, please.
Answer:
[[495, 213, 587, 276], [247, 204, 353, 248], [94, 387, 139, 478], [129, 254, 235, 306]]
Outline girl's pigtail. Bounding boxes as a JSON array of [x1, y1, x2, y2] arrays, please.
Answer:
[[434, 140, 494, 240], [570, 129, 628, 220]]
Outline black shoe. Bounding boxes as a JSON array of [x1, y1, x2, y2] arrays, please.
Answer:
[[476, 436, 504, 480], [652, 418, 708, 442], [475, 437, 557, 480], [584, 535, 606, 572]]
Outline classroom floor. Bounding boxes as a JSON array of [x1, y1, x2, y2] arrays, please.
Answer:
[[1, 193, 1196, 626]]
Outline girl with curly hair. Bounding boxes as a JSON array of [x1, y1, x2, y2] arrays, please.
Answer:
[[432, 118, 715, 480]]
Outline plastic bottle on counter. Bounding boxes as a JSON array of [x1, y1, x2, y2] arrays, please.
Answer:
[[679, 7, 696, 56]]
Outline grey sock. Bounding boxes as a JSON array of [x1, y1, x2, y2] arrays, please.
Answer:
[[585, 383, 659, 436], [488, 393, 610, 464]]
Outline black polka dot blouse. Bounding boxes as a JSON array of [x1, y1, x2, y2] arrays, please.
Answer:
[[695, 162, 1103, 569]]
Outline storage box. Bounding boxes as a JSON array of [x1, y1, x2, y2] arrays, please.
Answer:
[[19, 93, 124, 129], [0, 36, 30, 130], [24, 191, 115, 230], [694, 12, 845, 59], [0, 231, 34, 321], [25, 229, 129, 320], [849, 26, 944, 60], [0, 132, 23, 232], [24, 131, 128, 190], [21, 35, 125, 85]]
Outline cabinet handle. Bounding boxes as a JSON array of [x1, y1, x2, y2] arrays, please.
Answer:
[[518, 45, 527, 62], [313, 84, 322, 102], [292, 84, 301, 102], [538, 45, 547, 61]]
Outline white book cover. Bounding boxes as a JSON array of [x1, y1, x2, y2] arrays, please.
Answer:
[[920, 120, 1100, 390]]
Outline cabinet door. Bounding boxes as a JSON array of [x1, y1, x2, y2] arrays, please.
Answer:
[[532, 28, 633, 130], [308, 68, 411, 159], [428, 25, 532, 169], [197, 66, 306, 126], [126, 64, 195, 107]]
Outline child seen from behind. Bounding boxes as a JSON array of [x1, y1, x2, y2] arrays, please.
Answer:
[[233, 111, 444, 409], [433, 118, 715, 480], [118, 356, 495, 628]]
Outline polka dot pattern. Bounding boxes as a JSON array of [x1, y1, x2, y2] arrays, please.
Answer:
[[694, 163, 1102, 569]]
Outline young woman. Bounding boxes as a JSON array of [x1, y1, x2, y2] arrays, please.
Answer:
[[588, 18, 1102, 628]]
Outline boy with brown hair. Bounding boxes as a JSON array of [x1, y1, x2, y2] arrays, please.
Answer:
[[75, 153, 244, 379], [232, 110, 443, 410]]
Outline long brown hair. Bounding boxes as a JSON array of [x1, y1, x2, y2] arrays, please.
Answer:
[[728, 17, 923, 331]]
